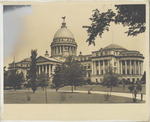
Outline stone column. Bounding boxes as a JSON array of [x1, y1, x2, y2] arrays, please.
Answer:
[[140, 61, 141, 74], [52, 64, 55, 74], [125, 60, 127, 75], [129, 60, 132, 75], [60, 45, 62, 54], [93, 61, 95, 75], [54, 46, 56, 55], [138, 61, 140, 75], [45, 64, 47, 74], [99, 61, 101, 75], [56, 46, 58, 55], [48, 64, 51, 77], [91, 61, 94, 75], [38, 65, 40, 74], [134, 60, 136, 75], [58, 46, 60, 54], [103, 60, 105, 74], [117, 60, 120, 74], [42, 65, 44, 72], [120, 61, 122, 74], [141, 61, 143, 74], [68, 46, 70, 54]]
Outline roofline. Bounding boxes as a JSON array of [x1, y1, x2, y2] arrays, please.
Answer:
[[36, 56, 61, 63], [91, 55, 144, 59]]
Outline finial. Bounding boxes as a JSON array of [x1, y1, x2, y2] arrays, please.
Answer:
[[61, 16, 67, 28], [62, 16, 66, 23]]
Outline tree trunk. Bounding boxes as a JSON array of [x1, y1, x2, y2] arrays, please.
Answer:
[[45, 87, 48, 103], [13, 85, 16, 91], [110, 86, 112, 92], [71, 85, 73, 93], [110, 87, 112, 96], [56, 88, 58, 92]]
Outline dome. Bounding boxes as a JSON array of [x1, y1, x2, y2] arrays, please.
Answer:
[[103, 44, 127, 50], [54, 27, 74, 39], [53, 21, 74, 40]]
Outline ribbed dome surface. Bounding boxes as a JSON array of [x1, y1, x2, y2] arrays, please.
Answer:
[[54, 27, 74, 39], [103, 44, 127, 50]]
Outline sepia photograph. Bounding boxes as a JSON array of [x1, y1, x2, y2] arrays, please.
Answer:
[[1, 1, 149, 121], [3, 2, 147, 104]]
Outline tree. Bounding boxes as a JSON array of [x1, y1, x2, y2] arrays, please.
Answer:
[[7, 70, 24, 90], [4, 66, 9, 87], [52, 65, 63, 92], [128, 81, 142, 102], [141, 71, 146, 84], [29, 49, 37, 93], [84, 5, 145, 45], [37, 72, 49, 103], [115, 5, 145, 36], [101, 66, 119, 94], [37, 72, 49, 91], [61, 56, 86, 92]]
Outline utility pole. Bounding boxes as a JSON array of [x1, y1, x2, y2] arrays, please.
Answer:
[[13, 56, 16, 70]]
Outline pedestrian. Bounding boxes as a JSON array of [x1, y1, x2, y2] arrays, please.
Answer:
[[141, 93, 143, 101]]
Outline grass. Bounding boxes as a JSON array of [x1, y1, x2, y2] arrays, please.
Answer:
[[4, 89, 144, 104], [59, 84, 146, 94]]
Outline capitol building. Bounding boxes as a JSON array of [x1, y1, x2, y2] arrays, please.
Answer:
[[8, 19, 144, 83]]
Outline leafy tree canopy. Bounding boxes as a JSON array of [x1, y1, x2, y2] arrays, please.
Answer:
[[29, 49, 37, 93], [52, 56, 86, 92], [37, 72, 49, 88], [84, 5, 145, 45], [6, 70, 24, 90], [101, 66, 119, 92], [52, 65, 63, 91]]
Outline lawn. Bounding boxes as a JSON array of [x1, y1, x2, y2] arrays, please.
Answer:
[[59, 84, 146, 94], [4, 89, 144, 104]]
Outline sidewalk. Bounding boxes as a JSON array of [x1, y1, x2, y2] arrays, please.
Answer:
[[47, 89, 146, 101]]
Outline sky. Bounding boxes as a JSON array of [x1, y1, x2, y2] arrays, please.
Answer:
[[3, 2, 148, 71]]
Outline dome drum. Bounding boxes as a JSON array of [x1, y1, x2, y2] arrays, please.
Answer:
[[51, 45, 77, 57]]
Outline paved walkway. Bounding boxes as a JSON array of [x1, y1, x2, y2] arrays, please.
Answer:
[[47, 89, 146, 101]]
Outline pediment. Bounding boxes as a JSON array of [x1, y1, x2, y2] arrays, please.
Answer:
[[37, 56, 50, 63], [36, 56, 60, 63]]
